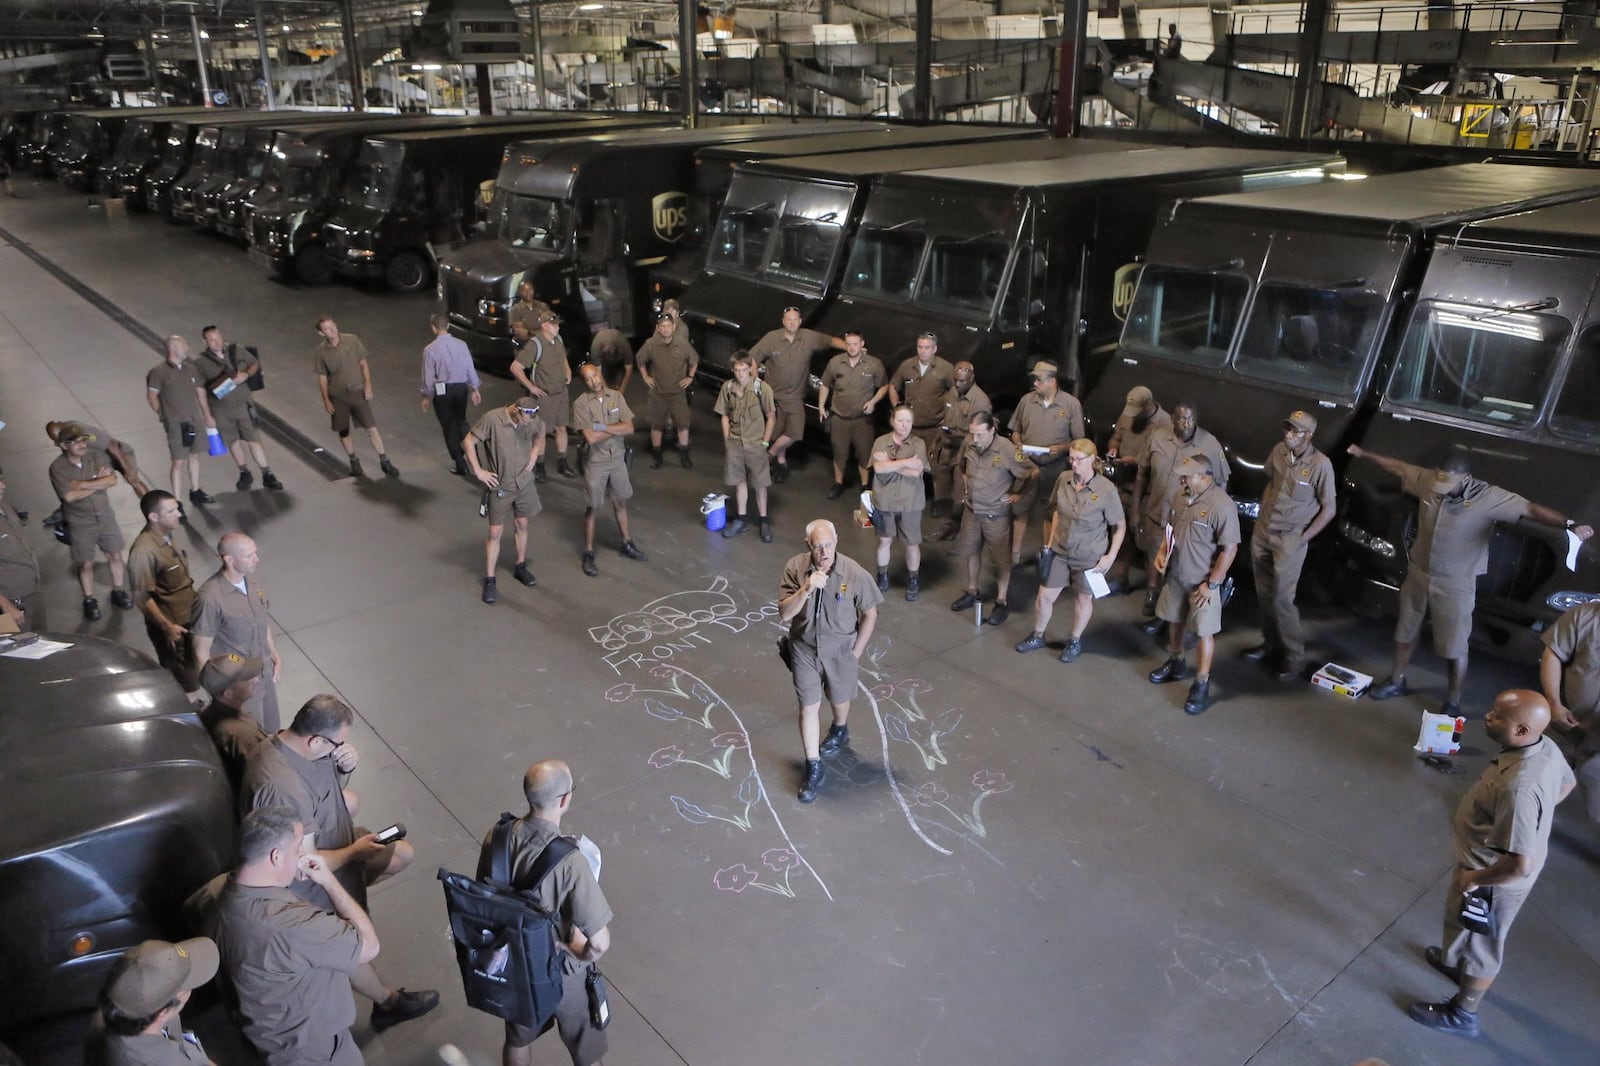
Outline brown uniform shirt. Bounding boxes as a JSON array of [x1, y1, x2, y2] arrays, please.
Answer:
[[960, 438, 1034, 514], [508, 297, 552, 336], [819, 353, 886, 417], [1451, 736, 1573, 889], [477, 816, 613, 978], [0, 501, 40, 602], [1111, 404, 1172, 464], [471, 406, 544, 488], [146, 359, 205, 426], [1259, 442, 1336, 534], [1398, 463, 1529, 580], [85, 1014, 208, 1066], [193, 344, 253, 419], [635, 334, 698, 396], [199, 700, 270, 793], [49, 452, 117, 526], [891, 356, 956, 427], [1167, 482, 1240, 586], [1544, 602, 1600, 721], [241, 736, 359, 907], [571, 389, 632, 464], [871, 433, 928, 513], [714, 379, 775, 446], [938, 383, 992, 434], [1051, 472, 1126, 567], [314, 334, 370, 399], [191, 570, 272, 665], [126, 528, 196, 623], [752, 327, 831, 400], [780, 551, 883, 646], [212, 878, 364, 1066], [1009, 390, 1085, 449], [1138, 426, 1231, 527], [517, 332, 569, 394]]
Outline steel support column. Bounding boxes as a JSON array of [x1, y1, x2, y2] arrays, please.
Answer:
[[679, 0, 697, 126], [912, 0, 932, 122], [255, 0, 275, 110], [1285, 0, 1331, 139], [188, 9, 212, 106], [340, 0, 365, 111]]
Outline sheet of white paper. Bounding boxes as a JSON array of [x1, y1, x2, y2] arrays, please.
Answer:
[[1085, 569, 1111, 599], [860, 490, 876, 514], [1021, 444, 1051, 456], [577, 834, 602, 882], [1, 637, 73, 660], [1567, 529, 1583, 571]]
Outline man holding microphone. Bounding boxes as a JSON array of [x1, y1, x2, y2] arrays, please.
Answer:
[[778, 519, 883, 804]]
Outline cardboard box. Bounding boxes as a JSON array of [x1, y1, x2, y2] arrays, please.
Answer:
[[1311, 662, 1373, 698]]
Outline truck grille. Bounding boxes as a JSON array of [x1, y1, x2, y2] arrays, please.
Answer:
[[1481, 526, 1557, 612]]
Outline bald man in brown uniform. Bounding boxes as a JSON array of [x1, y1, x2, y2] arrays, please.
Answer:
[[1407, 689, 1574, 1040], [750, 307, 843, 482]]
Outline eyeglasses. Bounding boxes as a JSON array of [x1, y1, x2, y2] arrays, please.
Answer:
[[314, 735, 346, 752]]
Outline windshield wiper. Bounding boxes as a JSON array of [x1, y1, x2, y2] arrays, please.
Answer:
[[876, 217, 924, 233], [1471, 297, 1559, 321], [952, 228, 1003, 246]]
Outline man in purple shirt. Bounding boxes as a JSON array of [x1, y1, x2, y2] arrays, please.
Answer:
[[420, 313, 482, 476]]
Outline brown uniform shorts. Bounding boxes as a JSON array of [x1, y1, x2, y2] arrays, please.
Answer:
[[646, 390, 690, 429], [213, 407, 260, 445], [584, 459, 633, 509], [1042, 557, 1096, 594], [69, 519, 125, 565], [1395, 568, 1475, 659], [827, 414, 874, 470], [330, 393, 376, 433], [532, 386, 570, 432], [487, 480, 541, 525], [955, 510, 1011, 572], [790, 637, 860, 707], [505, 967, 608, 1065], [876, 509, 922, 545], [1156, 576, 1223, 637], [723, 441, 771, 489], [774, 394, 806, 442], [1012, 457, 1067, 518], [163, 419, 202, 460]]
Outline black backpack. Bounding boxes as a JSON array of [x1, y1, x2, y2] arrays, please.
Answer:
[[438, 813, 577, 1030]]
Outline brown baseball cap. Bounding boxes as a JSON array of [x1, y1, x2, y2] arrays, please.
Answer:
[[56, 422, 96, 445], [1283, 410, 1317, 433], [106, 938, 219, 1016], [1029, 360, 1058, 379], [1122, 385, 1154, 417], [199, 652, 263, 696], [537, 311, 560, 325]]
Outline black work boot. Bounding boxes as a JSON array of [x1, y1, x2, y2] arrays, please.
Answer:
[[798, 759, 825, 803], [650, 446, 664, 468], [819, 724, 849, 757]]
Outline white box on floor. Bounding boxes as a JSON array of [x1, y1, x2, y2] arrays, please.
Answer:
[[1311, 662, 1373, 698]]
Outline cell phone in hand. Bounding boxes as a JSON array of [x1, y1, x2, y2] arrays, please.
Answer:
[[372, 823, 407, 845]]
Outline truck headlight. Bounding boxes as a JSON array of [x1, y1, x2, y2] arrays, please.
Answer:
[[1339, 520, 1396, 560]]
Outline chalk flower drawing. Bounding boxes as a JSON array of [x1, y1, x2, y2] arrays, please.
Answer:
[[615, 663, 832, 900]]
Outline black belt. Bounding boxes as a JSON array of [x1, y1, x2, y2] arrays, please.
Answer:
[[972, 511, 1006, 521], [831, 412, 867, 420]]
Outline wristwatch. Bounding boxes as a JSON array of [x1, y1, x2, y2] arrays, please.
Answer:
[[1206, 580, 1220, 589], [1567, 518, 1578, 530]]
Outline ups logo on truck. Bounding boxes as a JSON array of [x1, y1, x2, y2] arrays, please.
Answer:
[[652, 191, 689, 243], [1112, 262, 1141, 322]]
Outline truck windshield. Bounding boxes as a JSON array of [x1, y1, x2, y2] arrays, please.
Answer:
[[1122, 266, 1248, 366], [344, 163, 396, 210], [1234, 283, 1381, 396], [1386, 300, 1569, 428], [709, 200, 777, 274], [281, 162, 328, 202], [842, 224, 926, 303], [122, 124, 153, 163], [498, 193, 569, 251], [767, 212, 845, 290], [1551, 327, 1600, 445]]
